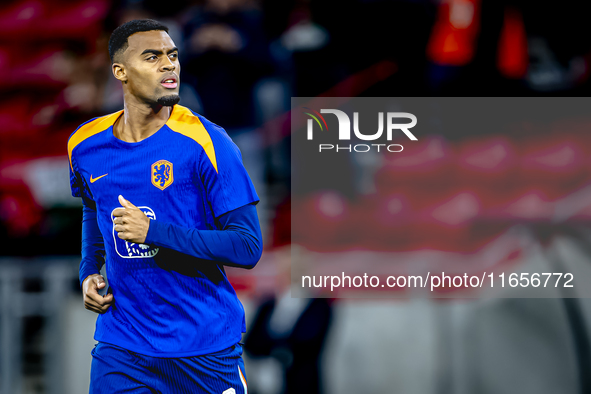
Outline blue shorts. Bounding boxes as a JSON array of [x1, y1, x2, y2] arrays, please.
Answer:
[[90, 342, 248, 394]]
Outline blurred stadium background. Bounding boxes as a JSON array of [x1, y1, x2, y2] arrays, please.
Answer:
[[2, 0, 591, 393]]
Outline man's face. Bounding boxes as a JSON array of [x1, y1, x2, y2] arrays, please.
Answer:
[[117, 30, 181, 106]]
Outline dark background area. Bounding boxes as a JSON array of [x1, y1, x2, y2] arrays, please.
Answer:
[[2, 1, 591, 393]]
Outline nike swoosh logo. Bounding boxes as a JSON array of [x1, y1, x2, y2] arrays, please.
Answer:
[[90, 173, 108, 183]]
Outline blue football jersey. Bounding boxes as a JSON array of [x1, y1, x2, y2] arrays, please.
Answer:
[[68, 105, 259, 357]]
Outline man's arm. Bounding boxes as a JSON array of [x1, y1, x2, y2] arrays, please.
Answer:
[[79, 199, 105, 285], [113, 195, 263, 269], [80, 199, 114, 313]]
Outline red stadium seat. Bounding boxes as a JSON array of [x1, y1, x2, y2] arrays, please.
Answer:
[[353, 186, 509, 253], [455, 135, 518, 186], [0, 0, 45, 41], [546, 182, 591, 223], [374, 135, 454, 193], [291, 191, 356, 252], [33, 0, 109, 43], [0, 93, 63, 133], [408, 189, 484, 252], [516, 133, 588, 190], [352, 192, 414, 251], [483, 187, 558, 222], [549, 119, 591, 185], [0, 46, 12, 86], [0, 95, 32, 133], [0, 179, 43, 237], [7, 47, 70, 89]]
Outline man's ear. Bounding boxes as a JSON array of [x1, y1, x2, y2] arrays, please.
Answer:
[[112, 63, 127, 84]]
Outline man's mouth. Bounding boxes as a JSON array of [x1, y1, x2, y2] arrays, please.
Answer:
[[161, 76, 178, 89]]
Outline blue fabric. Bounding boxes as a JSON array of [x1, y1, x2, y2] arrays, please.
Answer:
[[79, 199, 105, 287], [79, 200, 262, 286], [69, 105, 261, 357], [90, 342, 248, 394], [145, 203, 262, 269]]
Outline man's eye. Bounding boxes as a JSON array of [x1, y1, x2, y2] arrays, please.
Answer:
[[170, 53, 178, 59], [147, 55, 157, 61]]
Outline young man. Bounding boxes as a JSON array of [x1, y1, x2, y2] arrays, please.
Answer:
[[68, 19, 262, 393]]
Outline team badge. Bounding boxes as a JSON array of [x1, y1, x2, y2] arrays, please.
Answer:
[[111, 206, 159, 258], [151, 160, 173, 190]]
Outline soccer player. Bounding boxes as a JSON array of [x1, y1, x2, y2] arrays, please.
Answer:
[[67, 19, 262, 393]]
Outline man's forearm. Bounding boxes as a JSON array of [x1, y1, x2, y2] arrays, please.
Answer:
[[144, 203, 263, 268], [80, 199, 106, 287]]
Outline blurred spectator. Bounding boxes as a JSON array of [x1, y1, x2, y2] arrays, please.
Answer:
[[245, 247, 333, 394], [182, 0, 273, 130], [427, 0, 591, 94]]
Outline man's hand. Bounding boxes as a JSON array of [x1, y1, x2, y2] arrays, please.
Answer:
[[113, 195, 150, 244], [82, 274, 114, 314]]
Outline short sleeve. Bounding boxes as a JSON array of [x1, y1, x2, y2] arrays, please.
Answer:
[[198, 125, 259, 218], [68, 119, 96, 201], [69, 153, 94, 202], [69, 158, 83, 198]]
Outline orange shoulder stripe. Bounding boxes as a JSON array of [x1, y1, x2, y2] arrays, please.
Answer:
[[68, 110, 123, 171], [167, 105, 218, 173]]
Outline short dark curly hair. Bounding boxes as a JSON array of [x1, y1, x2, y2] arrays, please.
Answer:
[[108, 19, 170, 63]]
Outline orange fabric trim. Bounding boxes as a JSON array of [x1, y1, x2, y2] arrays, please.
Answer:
[[166, 105, 218, 173], [238, 365, 248, 392], [68, 110, 123, 170], [68, 105, 217, 173]]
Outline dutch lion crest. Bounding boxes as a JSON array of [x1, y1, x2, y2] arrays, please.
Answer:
[[151, 160, 174, 190]]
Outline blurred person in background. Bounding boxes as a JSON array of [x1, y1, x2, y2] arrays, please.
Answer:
[[68, 19, 263, 393], [182, 0, 273, 132], [244, 246, 333, 394], [181, 0, 276, 224], [426, 0, 591, 94], [3, 1, 591, 393]]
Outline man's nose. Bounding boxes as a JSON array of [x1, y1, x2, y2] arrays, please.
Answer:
[[161, 58, 175, 72]]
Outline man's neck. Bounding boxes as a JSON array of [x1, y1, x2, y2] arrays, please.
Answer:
[[114, 99, 172, 143]]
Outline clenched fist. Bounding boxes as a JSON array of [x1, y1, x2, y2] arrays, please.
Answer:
[[82, 274, 114, 314], [113, 195, 150, 244]]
